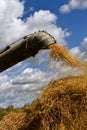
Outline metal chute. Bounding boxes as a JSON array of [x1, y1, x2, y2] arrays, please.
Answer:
[[0, 31, 56, 72]]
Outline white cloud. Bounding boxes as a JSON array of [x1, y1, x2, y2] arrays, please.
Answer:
[[70, 46, 82, 58], [69, 37, 87, 62], [0, 67, 55, 107], [25, 10, 70, 45], [0, 0, 70, 49], [0, 74, 12, 90], [81, 37, 87, 50], [0, 0, 26, 48], [59, 4, 71, 13], [81, 37, 87, 61], [12, 68, 51, 86], [60, 0, 87, 13]]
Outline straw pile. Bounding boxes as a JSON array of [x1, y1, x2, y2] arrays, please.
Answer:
[[0, 43, 87, 130], [0, 75, 87, 130], [0, 112, 26, 130]]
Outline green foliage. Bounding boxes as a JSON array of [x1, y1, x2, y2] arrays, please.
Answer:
[[0, 107, 6, 120], [6, 105, 14, 112], [0, 104, 30, 121], [0, 105, 20, 120]]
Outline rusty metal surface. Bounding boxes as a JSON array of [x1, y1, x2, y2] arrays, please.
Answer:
[[0, 31, 56, 72]]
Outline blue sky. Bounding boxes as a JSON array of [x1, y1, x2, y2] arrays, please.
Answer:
[[23, 0, 87, 48], [0, 0, 87, 107]]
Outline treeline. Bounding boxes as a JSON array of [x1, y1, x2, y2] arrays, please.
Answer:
[[0, 99, 40, 121], [0, 105, 15, 120], [0, 105, 27, 120]]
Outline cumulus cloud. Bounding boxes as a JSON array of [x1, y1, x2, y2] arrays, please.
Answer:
[[12, 68, 52, 86], [59, 0, 87, 13], [0, 67, 56, 107], [81, 37, 87, 61], [70, 46, 82, 58], [69, 37, 87, 62], [0, 0, 70, 49], [81, 37, 87, 50], [25, 10, 70, 45], [0, 0, 26, 48]]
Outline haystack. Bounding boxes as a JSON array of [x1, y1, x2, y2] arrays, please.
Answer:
[[0, 75, 87, 130]]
